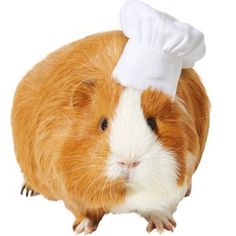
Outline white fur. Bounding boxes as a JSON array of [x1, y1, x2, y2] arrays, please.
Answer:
[[106, 88, 187, 216]]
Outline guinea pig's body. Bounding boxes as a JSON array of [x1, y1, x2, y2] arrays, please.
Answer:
[[12, 31, 209, 233]]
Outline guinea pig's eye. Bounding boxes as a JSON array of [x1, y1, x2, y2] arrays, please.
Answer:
[[99, 118, 108, 131], [146, 117, 158, 132]]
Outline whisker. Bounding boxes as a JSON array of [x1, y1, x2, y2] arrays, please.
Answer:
[[68, 169, 105, 196], [47, 163, 103, 182], [101, 178, 110, 206], [184, 116, 209, 121], [82, 172, 105, 200]]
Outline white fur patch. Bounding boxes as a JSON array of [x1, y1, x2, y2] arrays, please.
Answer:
[[106, 88, 187, 216]]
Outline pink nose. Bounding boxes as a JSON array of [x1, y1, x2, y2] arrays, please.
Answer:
[[118, 161, 140, 168]]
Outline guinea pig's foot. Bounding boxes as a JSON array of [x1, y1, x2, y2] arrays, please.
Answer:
[[185, 184, 192, 197], [146, 214, 176, 233], [21, 183, 40, 197], [74, 218, 98, 235]]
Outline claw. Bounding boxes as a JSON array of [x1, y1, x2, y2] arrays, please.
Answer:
[[20, 184, 26, 195], [31, 190, 37, 196]]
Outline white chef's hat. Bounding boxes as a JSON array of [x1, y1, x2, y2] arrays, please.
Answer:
[[113, 0, 206, 98]]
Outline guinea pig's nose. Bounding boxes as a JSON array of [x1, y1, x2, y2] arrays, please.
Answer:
[[118, 161, 140, 168]]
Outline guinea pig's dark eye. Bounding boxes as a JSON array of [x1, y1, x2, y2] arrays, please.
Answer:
[[99, 118, 108, 131], [146, 117, 157, 132]]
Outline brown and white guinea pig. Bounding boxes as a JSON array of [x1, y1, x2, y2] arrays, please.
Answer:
[[12, 31, 210, 234]]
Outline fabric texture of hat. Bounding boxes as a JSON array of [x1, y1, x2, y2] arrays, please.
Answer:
[[113, 0, 206, 98]]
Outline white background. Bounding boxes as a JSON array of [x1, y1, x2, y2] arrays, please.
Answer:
[[0, 0, 236, 235]]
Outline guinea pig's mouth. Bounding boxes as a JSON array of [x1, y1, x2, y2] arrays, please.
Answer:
[[120, 170, 139, 188]]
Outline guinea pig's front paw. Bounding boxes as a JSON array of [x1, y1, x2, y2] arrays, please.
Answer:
[[146, 213, 176, 233], [20, 183, 40, 197], [73, 218, 99, 235]]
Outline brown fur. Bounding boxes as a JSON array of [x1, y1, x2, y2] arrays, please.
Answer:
[[12, 31, 209, 229]]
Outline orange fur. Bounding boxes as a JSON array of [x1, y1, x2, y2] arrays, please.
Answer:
[[12, 31, 209, 229]]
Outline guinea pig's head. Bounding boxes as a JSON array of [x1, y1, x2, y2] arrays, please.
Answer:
[[61, 76, 188, 208]]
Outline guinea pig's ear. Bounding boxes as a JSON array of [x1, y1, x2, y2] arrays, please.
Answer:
[[71, 79, 96, 111]]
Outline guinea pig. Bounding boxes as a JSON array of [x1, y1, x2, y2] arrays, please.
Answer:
[[12, 31, 210, 234]]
